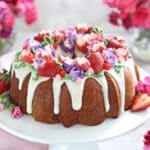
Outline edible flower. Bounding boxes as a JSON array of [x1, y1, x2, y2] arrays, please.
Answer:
[[11, 106, 23, 119], [136, 76, 150, 95], [69, 66, 84, 81]]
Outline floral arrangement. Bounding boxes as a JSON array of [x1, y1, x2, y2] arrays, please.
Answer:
[[14, 25, 128, 82], [0, 0, 38, 39], [103, 0, 150, 30]]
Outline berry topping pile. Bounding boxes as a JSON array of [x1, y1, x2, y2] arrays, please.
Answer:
[[17, 24, 129, 81]]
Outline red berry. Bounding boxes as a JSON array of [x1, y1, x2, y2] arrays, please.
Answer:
[[38, 62, 61, 77], [59, 70, 66, 77], [88, 52, 104, 73], [53, 43, 58, 50], [76, 36, 89, 53], [103, 63, 111, 70]]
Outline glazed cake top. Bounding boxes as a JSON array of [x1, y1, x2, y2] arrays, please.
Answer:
[[14, 24, 129, 81]]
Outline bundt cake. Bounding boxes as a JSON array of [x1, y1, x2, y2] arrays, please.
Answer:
[[10, 24, 139, 127]]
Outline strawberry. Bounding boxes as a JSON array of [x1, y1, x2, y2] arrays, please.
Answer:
[[108, 37, 124, 49], [54, 30, 65, 43], [75, 24, 89, 33], [19, 50, 34, 64], [0, 69, 10, 94], [116, 48, 128, 61], [88, 52, 104, 73], [38, 62, 61, 77], [131, 93, 150, 112], [76, 36, 89, 53], [75, 57, 90, 72], [53, 43, 58, 50], [34, 32, 49, 42]]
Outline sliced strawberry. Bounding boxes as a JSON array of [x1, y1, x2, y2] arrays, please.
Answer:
[[75, 57, 90, 72], [88, 52, 104, 73], [75, 24, 89, 33], [34, 32, 49, 42], [19, 50, 34, 64], [108, 37, 124, 49], [76, 36, 89, 53], [116, 48, 128, 61], [0, 70, 10, 94], [131, 93, 150, 112], [54, 30, 65, 43], [38, 62, 61, 77]]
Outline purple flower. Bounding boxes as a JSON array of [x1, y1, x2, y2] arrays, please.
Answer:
[[103, 49, 116, 67], [65, 27, 77, 40], [44, 45, 56, 58], [61, 38, 75, 53], [12, 106, 22, 119], [63, 60, 75, 73], [24, 38, 41, 50], [69, 66, 84, 81], [33, 57, 45, 69]]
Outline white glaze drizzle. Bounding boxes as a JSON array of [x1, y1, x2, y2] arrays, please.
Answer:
[[92, 72, 110, 112], [53, 78, 86, 114], [108, 68, 125, 113], [11, 57, 137, 115]]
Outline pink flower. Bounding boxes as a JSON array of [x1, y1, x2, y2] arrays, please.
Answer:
[[132, 6, 150, 28], [12, 106, 22, 119], [109, 11, 120, 25], [103, 0, 139, 13], [24, 1, 38, 24], [136, 80, 145, 92], [122, 15, 133, 29]]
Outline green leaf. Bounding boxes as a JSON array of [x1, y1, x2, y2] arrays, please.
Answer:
[[14, 52, 21, 62], [8, 103, 16, 111], [114, 63, 124, 73], [63, 74, 71, 80], [91, 27, 103, 34], [0, 92, 10, 104], [104, 39, 109, 46]]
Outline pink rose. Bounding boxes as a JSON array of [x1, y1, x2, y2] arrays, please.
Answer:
[[12, 106, 22, 119], [132, 6, 150, 28]]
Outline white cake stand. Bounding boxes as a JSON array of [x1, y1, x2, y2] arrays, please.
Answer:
[[0, 108, 150, 150]]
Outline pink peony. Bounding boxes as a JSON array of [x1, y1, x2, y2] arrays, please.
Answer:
[[109, 11, 120, 25], [136, 80, 145, 92], [0, 1, 15, 28], [12, 106, 22, 119], [24, 1, 38, 24], [132, 6, 150, 28], [103, 0, 139, 13]]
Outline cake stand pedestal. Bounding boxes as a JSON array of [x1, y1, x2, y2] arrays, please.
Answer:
[[0, 109, 150, 150]]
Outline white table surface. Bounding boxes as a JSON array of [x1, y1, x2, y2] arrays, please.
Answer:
[[0, 0, 150, 149]]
